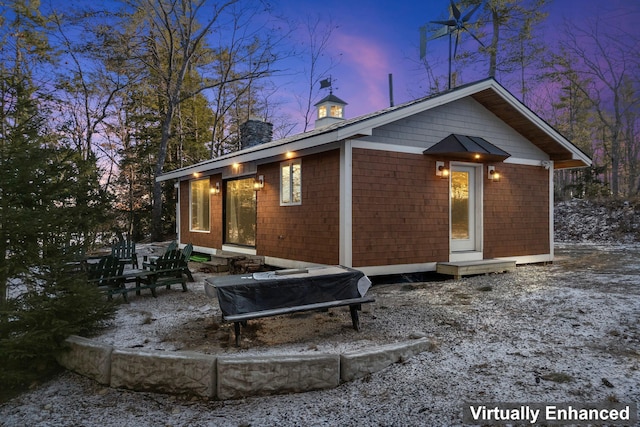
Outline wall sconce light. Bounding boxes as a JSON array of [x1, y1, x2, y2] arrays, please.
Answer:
[[436, 161, 449, 179], [210, 181, 221, 195], [488, 166, 500, 182], [254, 175, 264, 191]]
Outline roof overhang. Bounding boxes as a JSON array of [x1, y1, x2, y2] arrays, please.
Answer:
[[468, 83, 591, 169]]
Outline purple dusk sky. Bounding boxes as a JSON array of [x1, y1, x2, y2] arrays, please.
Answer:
[[273, 0, 639, 124], [34, 0, 640, 132]]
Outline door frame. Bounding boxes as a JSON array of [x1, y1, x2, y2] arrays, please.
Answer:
[[449, 162, 483, 262]]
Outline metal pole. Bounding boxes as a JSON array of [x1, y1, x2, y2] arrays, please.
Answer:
[[448, 29, 452, 90]]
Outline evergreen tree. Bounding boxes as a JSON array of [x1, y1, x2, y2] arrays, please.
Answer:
[[0, 1, 114, 400]]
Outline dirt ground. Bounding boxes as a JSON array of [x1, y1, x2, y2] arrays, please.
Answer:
[[1, 242, 639, 426]]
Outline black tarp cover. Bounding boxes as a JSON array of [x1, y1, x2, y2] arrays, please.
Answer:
[[204, 266, 371, 317]]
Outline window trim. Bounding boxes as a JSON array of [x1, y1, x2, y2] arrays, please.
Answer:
[[280, 159, 302, 206], [189, 177, 211, 233]]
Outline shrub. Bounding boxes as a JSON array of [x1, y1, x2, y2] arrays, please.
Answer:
[[0, 264, 116, 402]]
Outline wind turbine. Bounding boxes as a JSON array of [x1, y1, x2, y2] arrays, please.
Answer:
[[422, 0, 485, 89]]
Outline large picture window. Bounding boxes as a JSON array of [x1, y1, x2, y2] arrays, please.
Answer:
[[280, 159, 302, 206], [190, 178, 210, 232]]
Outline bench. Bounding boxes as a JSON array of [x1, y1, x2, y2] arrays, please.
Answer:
[[205, 266, 375, 346], [224, 296, 375, 346]]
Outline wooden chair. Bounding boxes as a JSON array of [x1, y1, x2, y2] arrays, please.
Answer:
[[143, 242, 194, 282], [87, 255, 127, 301], [138, 250, 187, 296], [180, 243, 195, 282], [111, 240, 138, 269], [142, 241, 177, 270]]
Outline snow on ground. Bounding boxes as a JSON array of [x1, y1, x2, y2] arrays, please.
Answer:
[[1, 200, 640, 426]]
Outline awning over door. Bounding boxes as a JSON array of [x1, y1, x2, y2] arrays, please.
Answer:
[[423, 134, 511, 162]]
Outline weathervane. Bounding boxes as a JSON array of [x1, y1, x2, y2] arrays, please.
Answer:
[[420, 0, 485, 90], [320, 76, 334, 94]]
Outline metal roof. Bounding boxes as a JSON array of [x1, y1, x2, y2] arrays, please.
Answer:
[[423, 134, 511, 162]]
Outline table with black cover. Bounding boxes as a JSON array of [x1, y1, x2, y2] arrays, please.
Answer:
[[205, 266, 374, 345]]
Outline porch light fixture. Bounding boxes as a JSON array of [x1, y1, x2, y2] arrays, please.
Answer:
[[210, 181, 221, 195], [488, 166, 500, 182], [254, 175, 265, 191], [435, 161, 449, 179]]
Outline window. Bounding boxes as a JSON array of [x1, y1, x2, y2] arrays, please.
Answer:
[[190, 178, 210, 232], [280, 159, 302, 206], [330, 105, 343, 118], [318, 105, 327, 119]]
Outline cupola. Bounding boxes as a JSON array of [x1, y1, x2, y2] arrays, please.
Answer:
[[314, 92, 347, 128]]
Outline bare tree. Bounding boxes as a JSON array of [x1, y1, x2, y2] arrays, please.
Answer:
[[125, 0, 279, 240], [549, 17, 640, 196], [296, 15, 340, 132]]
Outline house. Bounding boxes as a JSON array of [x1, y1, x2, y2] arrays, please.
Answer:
[[158, 78, 591, 276]]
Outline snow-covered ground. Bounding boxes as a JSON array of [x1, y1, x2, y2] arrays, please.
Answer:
[[1, 200, 639, 426]]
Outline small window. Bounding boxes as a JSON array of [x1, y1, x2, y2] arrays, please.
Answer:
[[330, 105, 343, 118], [280, 159, 302, 206], [318, 105, 327, 119], [190, 178, 210, 232]]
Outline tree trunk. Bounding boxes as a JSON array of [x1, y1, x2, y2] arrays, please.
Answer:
[[489, 8, 499, 78], [151, 101, 175, 241]]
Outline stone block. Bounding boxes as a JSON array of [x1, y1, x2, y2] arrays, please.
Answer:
[[217, 353, 340, 400], [110, 348, 216, 398], [56, 335, 113, 385], [340, 338, 432, 382]]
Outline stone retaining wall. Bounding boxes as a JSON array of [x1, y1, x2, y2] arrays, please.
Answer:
[[57, 336, 432, 399]]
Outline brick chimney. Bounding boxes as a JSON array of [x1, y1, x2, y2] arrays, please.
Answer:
[[240, 118, 273, 149]]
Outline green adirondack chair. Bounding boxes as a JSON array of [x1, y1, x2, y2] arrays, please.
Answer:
[[87, 255, 127, 301], [111, 240, 138, 269]]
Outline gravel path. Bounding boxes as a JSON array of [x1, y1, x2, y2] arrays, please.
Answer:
[[1, 243, 639, 426]]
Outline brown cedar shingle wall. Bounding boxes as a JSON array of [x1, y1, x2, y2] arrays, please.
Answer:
[[256, 150, 340, 265], [351, 149, 449, 267], [484, 163, 550, 257], [179, 175, 223, 248]]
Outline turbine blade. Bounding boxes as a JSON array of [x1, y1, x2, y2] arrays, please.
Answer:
[[462, 26, 485, 47], [462, 1, 483, 22], [431, 19, 456, 26], [450, 0, 461, 20]]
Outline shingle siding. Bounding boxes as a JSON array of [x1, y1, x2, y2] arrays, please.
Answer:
[[351, 149, 449, 267], [256, 150, 340, 265], [484, 164, 550, 257]]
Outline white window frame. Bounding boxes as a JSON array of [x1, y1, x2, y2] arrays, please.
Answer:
[[189, 178, 210, 232], [280, 159, 302, 206]]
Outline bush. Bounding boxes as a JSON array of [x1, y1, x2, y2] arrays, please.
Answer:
[[0, 264, 116, 402]]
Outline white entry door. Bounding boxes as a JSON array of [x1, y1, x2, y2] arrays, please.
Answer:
[[450, 165, 480, 253]]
